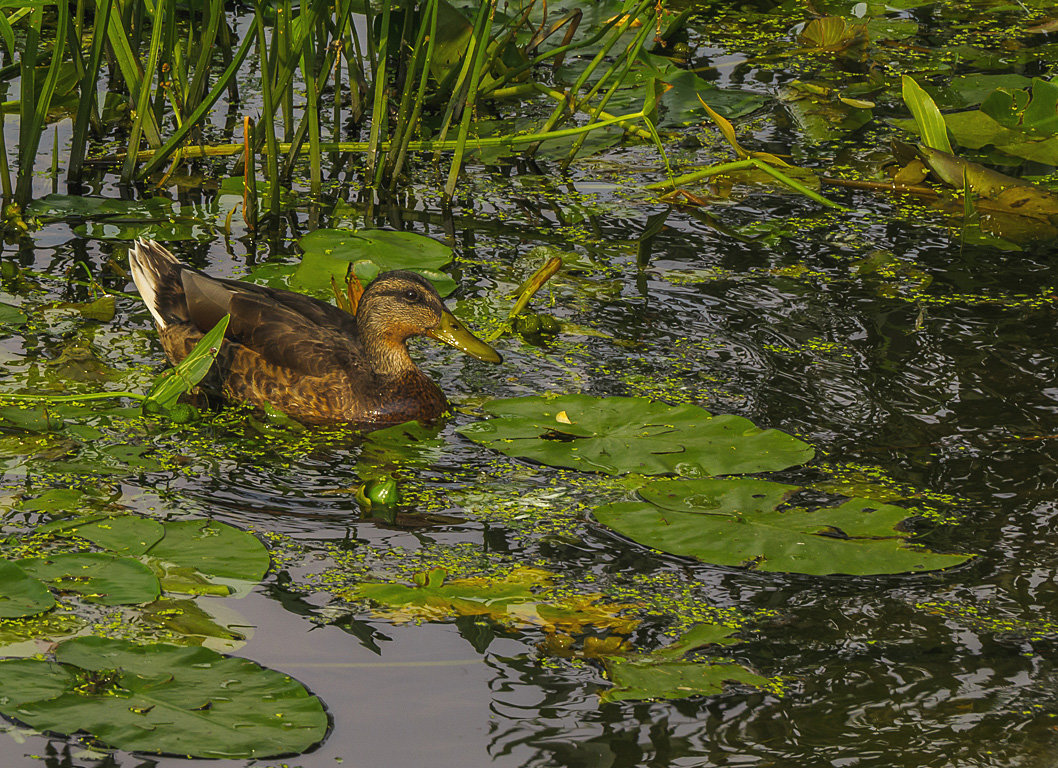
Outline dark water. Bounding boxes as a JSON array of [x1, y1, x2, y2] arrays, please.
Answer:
[[5, 2, 1058, 767]]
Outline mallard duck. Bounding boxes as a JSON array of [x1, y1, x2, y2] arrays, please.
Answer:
[[129, 239, 501, 428]]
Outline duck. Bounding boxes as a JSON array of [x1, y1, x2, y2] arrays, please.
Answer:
[[128, 238, 501, 429]]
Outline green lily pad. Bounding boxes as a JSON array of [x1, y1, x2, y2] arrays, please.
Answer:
[[146, 519, 270, 582], [593, 477, 971, 575], [355, 566, 638, 633], [0, 636, 328, 758], [17, 553, 160, 605], [0, 559, 55, 618], [603, 659, 767, 703], [356, 420, 445, 481], [457, 395, 814, 476], [0, 301, 26, 329], [44, 513, 166, 555], [27, 194, 212, 241], [601, 622, 766, 702], [251, 229, 457, 299]]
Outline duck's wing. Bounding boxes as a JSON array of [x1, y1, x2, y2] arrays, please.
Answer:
[[182, 270, 363, 377]]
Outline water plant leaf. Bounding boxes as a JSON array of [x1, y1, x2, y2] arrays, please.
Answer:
[[44, 513, 166, 555], [355, 420, 445, 481], [0, 301, 26, 329], [980, 78, 1058, 138], [17, 553, 161, 605], [457, 395, 814, 476], [602, 659, 767, 703], [0, 559, 55, 618], [593, 477, 970, 575], [355, 566, 637, 633], [144, 314, 230, 411], [26, 195, 211, 241], [901, 75, 953, 153], [145, 519, 270, 581], [599, 621, 765, 702], [0, 636, 328, 758], [273, 229, 456, 298]]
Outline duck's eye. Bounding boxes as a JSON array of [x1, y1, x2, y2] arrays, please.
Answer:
[[402, 288, 420, 302]]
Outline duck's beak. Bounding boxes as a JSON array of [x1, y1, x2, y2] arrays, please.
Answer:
[[428, 310, 502, 364]]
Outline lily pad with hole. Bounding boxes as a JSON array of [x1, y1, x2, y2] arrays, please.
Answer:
[[593, 477, 971, 575], [17, 553, 160, 605], [0, 559, 55, 618], [457, 395, 814, 476], [0, 636, 328, 758]]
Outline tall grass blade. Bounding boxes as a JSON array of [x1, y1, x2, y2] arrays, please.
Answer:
[[121, 0, 167, 183], [138, 29, 255, 179], [365, 0, 391, 180], [105, 6, 162, 147], [16, 0, 68, 205], [255, 0, 281, 216], [69, 0, 115, 183], [444, 0, 497, 201]]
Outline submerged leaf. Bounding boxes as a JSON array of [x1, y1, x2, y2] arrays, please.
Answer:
[[458, 395, 814, 476], [593, 477, 970, 575]]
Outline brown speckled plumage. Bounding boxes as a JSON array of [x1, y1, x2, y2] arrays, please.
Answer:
[[129, 239, 499, 429]]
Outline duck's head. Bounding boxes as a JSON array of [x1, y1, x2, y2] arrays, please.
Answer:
[[357, 270, 502, 365]]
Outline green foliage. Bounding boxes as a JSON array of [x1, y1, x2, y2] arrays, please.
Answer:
[[594, 477, 970, 575], [252, 229, 457, 298], [0, 637, 328, 758], [902, 75, 953, 153], [0, 559, 55, 618], [458, 395, 814, 476], [17, 553, 161, 605]]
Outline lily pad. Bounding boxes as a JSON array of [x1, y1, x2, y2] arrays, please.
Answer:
[[603, 659, 767, 703], [0, 301, 26, 329], [457, 395, 814, 476], [26, 194, 212, 241], [0, 559, 55, 618], [592, 477, 971, 575], [355, 566, 638, 633], [0, 636, 328, 758], [146, 519, 270, 582], [601, 622, 767, 702], [44, 513, 165, 554], [17, 553, 160, 605], [252, 229, 457, 299]]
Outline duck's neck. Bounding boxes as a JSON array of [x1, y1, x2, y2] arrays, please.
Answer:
[[359, 317, 419, 379]]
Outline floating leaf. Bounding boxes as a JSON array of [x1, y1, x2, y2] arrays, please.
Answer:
[[603, 659, 767, 703], [457, 395, 814, 476], [355, 566, 637, 633], [17, 553, 160, 605], [146, 519, 270, 582], [26, 194, 212, 241], [0, 636, 327, 758], [593, 477, 970, 575], [601, 622, 766, 702], [0, 559, 55, 618], [252, 229, 457, 298], [981, 78, 1058, 138], [0, 301, 26, 329], [48, 513, 165, 555]]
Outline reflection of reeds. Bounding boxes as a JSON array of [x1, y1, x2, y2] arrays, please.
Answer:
[[9, 0, 666, 214]]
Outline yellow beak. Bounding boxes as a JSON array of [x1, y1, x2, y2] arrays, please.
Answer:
[[427, 310, 502, 364]]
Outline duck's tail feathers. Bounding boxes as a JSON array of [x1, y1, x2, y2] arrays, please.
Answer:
[[129, 238, 188, 330]]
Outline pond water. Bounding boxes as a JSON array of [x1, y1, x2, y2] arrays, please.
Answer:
[[3, 0, 1058, 766]]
